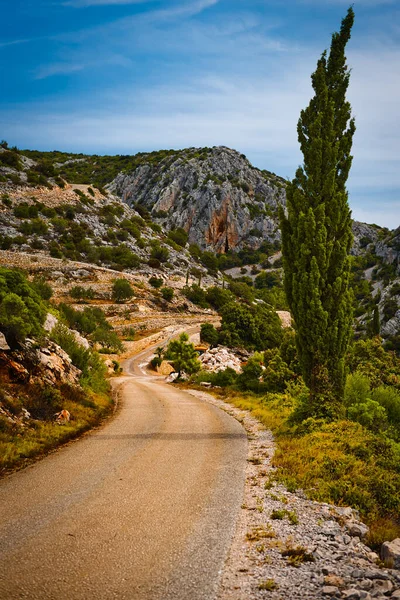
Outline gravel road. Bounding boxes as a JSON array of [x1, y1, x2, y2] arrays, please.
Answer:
[[0, 338, 247, 599]]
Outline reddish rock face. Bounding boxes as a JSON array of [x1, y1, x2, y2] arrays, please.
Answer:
[[205, 198, 239, 253]]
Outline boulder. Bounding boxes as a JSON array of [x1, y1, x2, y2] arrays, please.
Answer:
[[0, 332, 10, 351], [157, 360, 175, 376], [71, 329, 90, 349], [381, 538, 400, 569], [55, 409, 71, 424], [35, 342, 81, 386], [44, 313, 58, 333], [0, 352, 30, 383], [348, 522, 369, 540]]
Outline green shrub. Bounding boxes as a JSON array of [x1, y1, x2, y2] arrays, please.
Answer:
[[31, 276, 53, 301], [347, 338, 400, 388], [219, 302, 282, 351], [24, 386, 63, 420], [112, 278, 134, 303], [0, 268, 46, 347], [59, 304, 109, 335], [150, 243, 169, 263], [91, 328, 124, 353], [1, 193, 12, 207], [344, 373, 371, 407], [161, 287, 174, 301], [149, 276, 163, 289], [51, 323, 91, 372], [200, 323, 219, 347], [168, 227, 188, 247], [183, 284, 208, 308], [347, 400, 388, 433], [370, 386, 400, 429], [13, 203, 39, 219], [164, 333, 201, 378], [0, 150, 21, 170], [69, 286, 95, 301], [205, 286, 234, 310]]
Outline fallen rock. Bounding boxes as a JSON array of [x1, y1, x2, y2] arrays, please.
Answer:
[[156, 360, 175, 376], [324, 575, 344, 588], [381, 538, 400, 569], [0, 352, 30, 383], [348, 523, 369, 540], [0, 332, 10, 351], [372, 579, 393, 595], [55, 409, 71, 424], [342, 590, 361, 600], [165, 372, 179, 383], [199, 345, 242, 373], [71, 329, 90, 349], [322, 585, 339, 596]]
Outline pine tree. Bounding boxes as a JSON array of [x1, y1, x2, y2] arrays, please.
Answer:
[[280, 8, 355, 417]]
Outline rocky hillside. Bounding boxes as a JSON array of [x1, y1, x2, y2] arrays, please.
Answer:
[[109, 146, 286, 252], [1, 142, 399, 347], [0, 147, 222, 288]]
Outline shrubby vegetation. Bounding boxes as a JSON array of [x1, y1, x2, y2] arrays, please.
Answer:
[[112, 278, 134, 303], [163, 333, 200, 378], [0, 268, 115, 473], [0, 267, 47, 347]]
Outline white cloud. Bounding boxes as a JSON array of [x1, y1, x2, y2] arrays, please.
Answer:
[[64, 0, 153, 6]]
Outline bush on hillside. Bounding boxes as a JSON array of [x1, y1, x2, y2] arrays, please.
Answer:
[[112, 278, 134, 303], [161, 287, 174, 302], [0, 267, 46, 346], [200, 323, 219, 347], [59, 304, 110, 335], [219, 302, 282, 351]]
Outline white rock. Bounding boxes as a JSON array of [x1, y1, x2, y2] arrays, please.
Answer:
[[381, 538, 400, 569], [44, 313, 58, 332], [0, 331, 10, 351]]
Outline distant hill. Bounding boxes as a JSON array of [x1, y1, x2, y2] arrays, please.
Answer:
[[109, 146, 286, 252]]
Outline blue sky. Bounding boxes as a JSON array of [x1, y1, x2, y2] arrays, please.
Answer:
[[1, 0, 399, 228]]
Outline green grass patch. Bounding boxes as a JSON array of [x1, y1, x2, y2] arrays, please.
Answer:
[[215, 389, 400, 549], [0, 386, 112, 475]]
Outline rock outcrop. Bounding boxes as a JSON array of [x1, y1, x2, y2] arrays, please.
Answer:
[[0, 340, 81, 387], [109, 146, 286, 252]]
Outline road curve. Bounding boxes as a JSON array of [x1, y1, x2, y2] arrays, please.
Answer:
[[0, 332, 247, 600]]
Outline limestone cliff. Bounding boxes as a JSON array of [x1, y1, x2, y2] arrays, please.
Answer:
[[109, 146, 286, 252]]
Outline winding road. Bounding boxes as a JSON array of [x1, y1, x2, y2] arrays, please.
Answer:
[[0, 330, 247, 599]]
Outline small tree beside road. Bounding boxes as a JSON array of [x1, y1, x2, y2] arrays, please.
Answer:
[[165, 333, 201, 378]]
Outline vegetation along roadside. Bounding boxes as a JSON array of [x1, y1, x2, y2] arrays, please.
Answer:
[[0, 266, 114, 474]]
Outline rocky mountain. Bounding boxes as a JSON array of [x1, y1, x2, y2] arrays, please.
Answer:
[[1, 142, 399, 346], [109, 146, 286, 252]]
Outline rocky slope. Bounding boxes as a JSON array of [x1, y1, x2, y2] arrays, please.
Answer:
[[0, 147, 222, 289], [109, 146, 286, 252], [1, 143, 399, 344]]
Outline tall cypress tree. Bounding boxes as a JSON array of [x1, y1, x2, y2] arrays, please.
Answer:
[[280, 8, 355, 417]]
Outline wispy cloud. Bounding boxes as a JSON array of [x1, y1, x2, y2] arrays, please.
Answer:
[[0, 37, 44, 49], [34, 53, 132, 79], [64, 0, 153, 6]]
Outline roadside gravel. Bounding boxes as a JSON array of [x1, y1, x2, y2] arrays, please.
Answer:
[[188, 390, 400, 600]]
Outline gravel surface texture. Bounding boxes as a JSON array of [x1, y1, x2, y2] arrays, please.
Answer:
[[188, 390, 400, 600]]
